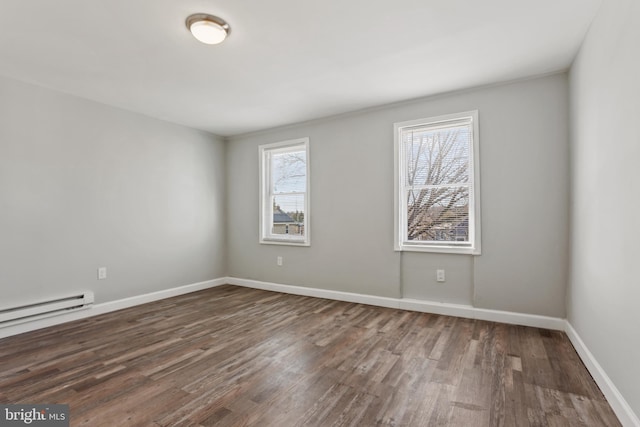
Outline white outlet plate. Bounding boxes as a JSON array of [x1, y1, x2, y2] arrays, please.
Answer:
[[436, 269, 445, 282], [98, 267, 107, 280], [277, 256, 283, 266]]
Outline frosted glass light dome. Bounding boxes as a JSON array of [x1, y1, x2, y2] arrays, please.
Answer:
[[186, 14, 230, 45]]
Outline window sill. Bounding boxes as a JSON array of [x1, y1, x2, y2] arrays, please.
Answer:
[[260, 238, 310, 247], [395, 244, 480, 255]]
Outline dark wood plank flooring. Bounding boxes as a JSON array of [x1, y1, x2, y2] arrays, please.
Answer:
[[0, 285, 620, 426]]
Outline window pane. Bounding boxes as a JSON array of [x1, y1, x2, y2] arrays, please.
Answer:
[[271, 194, 305, 237], [404, 124, 470, 187], [260, 138, 310, 246], [272, 150, 306, 194], [407, 186, 469, 242]]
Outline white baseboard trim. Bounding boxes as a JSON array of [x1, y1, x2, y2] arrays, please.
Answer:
[[564, 322, 640, 427], [225, 277, 566, 330], [0, 278, 227, 340]]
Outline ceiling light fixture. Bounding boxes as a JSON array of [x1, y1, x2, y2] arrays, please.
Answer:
[[186, 14, 230, 45]]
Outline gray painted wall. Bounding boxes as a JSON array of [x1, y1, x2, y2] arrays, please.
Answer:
[[569, 0, 640, 417], [227, 74, 570, 317], [0, 76, 226, 306]]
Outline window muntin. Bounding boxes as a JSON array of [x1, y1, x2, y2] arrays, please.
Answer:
[[260, 138, 310, 245], [394, 111, 480, 254]]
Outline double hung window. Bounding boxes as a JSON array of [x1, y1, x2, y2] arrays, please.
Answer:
[[259, 138, 310, 245], [394, 111, 480, 254]]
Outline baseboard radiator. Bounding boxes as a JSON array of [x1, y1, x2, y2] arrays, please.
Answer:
[[0, 292, 94, 328]]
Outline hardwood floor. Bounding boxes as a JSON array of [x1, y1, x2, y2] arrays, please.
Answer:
[[0, 285, 620, 426]]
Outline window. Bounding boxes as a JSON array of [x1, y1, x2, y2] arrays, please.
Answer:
[[394, 111, 481, 254], [259, 138, 310, 245]]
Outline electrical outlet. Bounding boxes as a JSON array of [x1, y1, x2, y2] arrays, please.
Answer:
[[277, 256, 283, 267], [436, 269, 445, 282], [98, 267, 107, 280]]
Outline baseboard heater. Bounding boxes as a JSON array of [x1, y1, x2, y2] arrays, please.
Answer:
[[0, 291, 94, 328]]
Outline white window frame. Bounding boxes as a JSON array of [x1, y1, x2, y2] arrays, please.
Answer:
[[259, 138, 310, 246], [394, 111, 481, 255]]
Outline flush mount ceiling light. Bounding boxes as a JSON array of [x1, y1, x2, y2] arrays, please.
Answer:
[[186, 14, 230, 45]]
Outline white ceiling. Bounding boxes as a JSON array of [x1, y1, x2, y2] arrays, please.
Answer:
[[0, 1, 601, 136]]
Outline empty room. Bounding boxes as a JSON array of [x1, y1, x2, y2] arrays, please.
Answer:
[[0, 0, 638, 426]]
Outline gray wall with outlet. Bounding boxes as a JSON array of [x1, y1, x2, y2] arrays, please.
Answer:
[[0, 72, 569, 319], [0, 76, 227, 307], [227, 73, 570, 317]]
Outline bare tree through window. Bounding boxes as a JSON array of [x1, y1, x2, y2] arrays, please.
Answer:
[[271, 149, 306, 236], [404, 123, 471, 242], [260, 138, 310, 244]]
